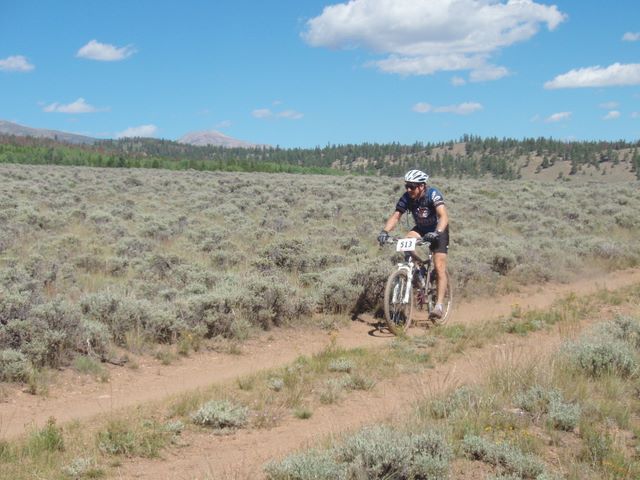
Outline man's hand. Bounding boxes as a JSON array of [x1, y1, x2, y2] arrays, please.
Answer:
[[423, 231, 439, 243], [377, 230, 390, 246]]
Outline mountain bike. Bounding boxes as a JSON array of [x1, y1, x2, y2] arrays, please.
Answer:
[[382, 236, 453, 334]]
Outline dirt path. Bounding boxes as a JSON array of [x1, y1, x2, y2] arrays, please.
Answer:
[[117, 267, 640, 480], [1, 268, 639, 461]]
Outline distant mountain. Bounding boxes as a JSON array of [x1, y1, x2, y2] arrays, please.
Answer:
[[178, 130, 267, 148], [0, 120, 97, 145]]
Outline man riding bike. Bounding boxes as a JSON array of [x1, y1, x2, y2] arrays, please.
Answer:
[[378, 169, 450, 319]]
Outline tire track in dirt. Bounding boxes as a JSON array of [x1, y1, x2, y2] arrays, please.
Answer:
[[1, 268, 639, 461]]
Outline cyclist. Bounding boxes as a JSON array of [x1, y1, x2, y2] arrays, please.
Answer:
[[377, 169, 449, 319]]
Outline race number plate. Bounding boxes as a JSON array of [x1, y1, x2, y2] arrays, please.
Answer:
[[396, 238, 416, 252]]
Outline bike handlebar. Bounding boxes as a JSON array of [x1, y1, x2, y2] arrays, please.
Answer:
[[384, 236, 431, 247]]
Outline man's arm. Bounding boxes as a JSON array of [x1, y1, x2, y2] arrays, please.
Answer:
[[435, 204, 448, 233], [382, 210, 403, 233]]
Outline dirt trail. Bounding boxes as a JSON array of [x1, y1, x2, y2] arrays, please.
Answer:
[[118, 267, 640, 480], [1, 268, 639, 464]]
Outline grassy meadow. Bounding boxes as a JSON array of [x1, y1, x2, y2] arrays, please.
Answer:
[[1, 163, 639, 379]]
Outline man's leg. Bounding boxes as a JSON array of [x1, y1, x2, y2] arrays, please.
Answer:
[[433, 252, 448, 306]]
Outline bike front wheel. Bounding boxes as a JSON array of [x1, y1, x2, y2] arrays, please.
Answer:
[[383, 269, 414, 335]]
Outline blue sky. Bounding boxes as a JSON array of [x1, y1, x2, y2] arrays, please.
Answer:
[[1, 0, 639, 148]]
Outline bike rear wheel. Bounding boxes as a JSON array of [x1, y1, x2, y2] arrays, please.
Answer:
[[383, 269, 413, 334], [428, 269, 453, 325]]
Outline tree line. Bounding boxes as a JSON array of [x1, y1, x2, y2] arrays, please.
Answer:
[[1, 133, 639, 180]]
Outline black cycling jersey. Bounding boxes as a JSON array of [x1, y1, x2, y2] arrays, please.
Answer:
[[394, 187, 445, 233]]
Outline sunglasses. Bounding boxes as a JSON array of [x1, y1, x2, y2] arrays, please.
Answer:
[[405, 183, 421, 190]]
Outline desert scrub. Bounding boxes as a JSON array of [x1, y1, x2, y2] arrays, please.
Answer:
[[561, 328, 638, 378], [191, 399, 249, 430], [265, 449, 346, 480], [96, 418, 169, 458], [3, 164, 640, 371], [265, 425, 451, 480], [462, 434, 546, 479], [0, 300, 83, 368], [327, 358, 354, 373], [26, 417, 65, 456], [0, 348, 29, 381], [240, 274, 312, 329], [514, 385, 581, 431], [81, 292, 184, 345], [336, 425, 452, 479]]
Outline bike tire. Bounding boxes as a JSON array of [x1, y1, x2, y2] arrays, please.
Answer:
[[383, 269, 414, 335], [430, 269, 453, 325]]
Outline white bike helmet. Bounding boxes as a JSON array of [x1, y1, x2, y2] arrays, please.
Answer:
[[404, 169, 429, 184]]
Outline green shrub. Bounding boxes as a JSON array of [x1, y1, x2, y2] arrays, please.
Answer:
[[462, 434, 545, 479], [547, 398, 580, 431], [595, 316, 640, 349], [96, 420, 136, 456], [515, 385, 561, 416], [27, 417, 65, 455], [77, 319, 110, 357], [63, 457, 103, 479], [0, 349, 29, 381], [241, 274, 312, 329], [336, 425, 452, 479], [426, 386, 481, 419], [0, 290, 30, 323], [328, 358, 354, 373], [177, 288, 240, 338], [265, 450, 346, 480], [191, 400, 249, 429], [563, 337, 637, 377]]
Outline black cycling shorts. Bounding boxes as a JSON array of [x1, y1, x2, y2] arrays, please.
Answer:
[[410, 226, 449, 254]]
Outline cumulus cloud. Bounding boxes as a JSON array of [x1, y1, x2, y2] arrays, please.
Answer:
[[412, 101, 482, 115], [116, 124, 158, 138], [253, 107, 303, 120], [252, 109, 273, 118], [545, 111, 571, 123], [544, 63, 640, 88], [43, 98, 105, 113], [277, 110, 304, 120], [77, 39, 136, 61], [603, 110, 620, 120], [0, 55, 35, 72], [303, 0, 565, 79], [622, 32, 640, 42], [599, 101, 619, 109], [451, 75, 466, 86]]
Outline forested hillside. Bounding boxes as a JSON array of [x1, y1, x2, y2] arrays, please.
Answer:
[[1, 133, 639, 180]]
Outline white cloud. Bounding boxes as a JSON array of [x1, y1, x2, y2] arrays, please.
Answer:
[[545, 111, 571, 123], [631, 112, 640, 119], [413, 101, 482, 115], [469, 65, 509, 82], [77, 39, 136, 61], [253, 107, 304, 120], [277, 110, 304, 120], [303, 0, 565, 79], [623, 32, 640, 42], [603, 110, 620, 120], [544, 63, 640, 89], [0, 55, 35, 72], [412, 102, 432, 113], [451, 75, 466, 86], [215, 120, 233, 129], [116, 124, 158, 138], [599, 101, 619, 109], [252, 108, 273, 118], [43, 98, 105, 113]]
